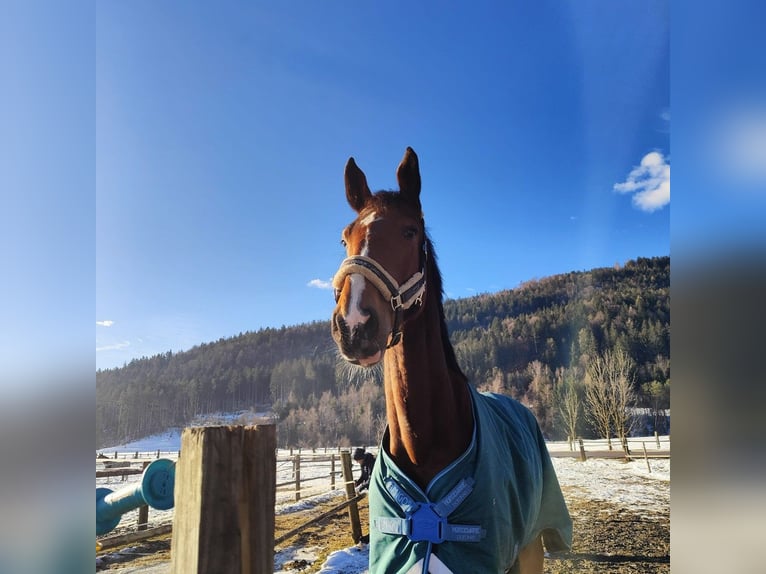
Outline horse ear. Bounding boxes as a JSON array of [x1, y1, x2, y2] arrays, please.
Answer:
[[345, 157, 372, 213], [396, 147, 421, 206]]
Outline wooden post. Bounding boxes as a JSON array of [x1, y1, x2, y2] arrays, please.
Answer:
[[170, 425, 276, 574], [578, 438, 587, 462], [642, 442, 652, 473], [655, 431, 661, 449], [156, 449, 160, 459], [137, 460, 150, 531], [340, 451, 362, 543], [293, 455, 301, 502], [330, 455, 336, 489]]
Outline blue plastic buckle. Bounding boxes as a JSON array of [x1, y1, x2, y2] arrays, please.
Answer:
[[410, 504, 446, 543]]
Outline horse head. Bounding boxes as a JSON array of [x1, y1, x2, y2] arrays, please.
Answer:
[[331, 147, 427, 366]]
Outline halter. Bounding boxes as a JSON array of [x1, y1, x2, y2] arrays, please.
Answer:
[[333, 242, 427, 348]]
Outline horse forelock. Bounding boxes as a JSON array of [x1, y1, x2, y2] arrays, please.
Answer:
[[361, 190, 420, 216]]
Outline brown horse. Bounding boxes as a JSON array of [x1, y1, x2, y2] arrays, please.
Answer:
[[331, 148, 571, 573]]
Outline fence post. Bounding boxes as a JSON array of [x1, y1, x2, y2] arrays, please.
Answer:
[[294, 455, 301, 502], [330, 455, 336, 490], [655, 431, 660, 449], [578, 438, 587, 462], [340, 451, 362, 543], [170, 425, 276, 574], [642, 442, 652, 473], [137, 460, 150, 531]]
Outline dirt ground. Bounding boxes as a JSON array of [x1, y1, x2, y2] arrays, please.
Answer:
[[546, 486, 669, 573], [97, 486, 669, 573]]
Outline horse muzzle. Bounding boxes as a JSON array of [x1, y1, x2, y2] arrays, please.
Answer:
[[331, 310, 384, 367]]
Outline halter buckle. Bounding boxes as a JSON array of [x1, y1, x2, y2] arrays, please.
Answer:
[[391, 293, 403, 310]]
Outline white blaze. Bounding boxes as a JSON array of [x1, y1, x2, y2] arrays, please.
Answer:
[[343, 212, 377, 330], [344, 274, 368, 329]]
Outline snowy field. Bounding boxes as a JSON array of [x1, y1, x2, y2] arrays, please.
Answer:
[[98, 430, 669, 573]]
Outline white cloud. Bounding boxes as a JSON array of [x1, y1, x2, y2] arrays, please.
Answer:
[[307, 278, 333, 290], [96, 320, 114, 327], [614, 151, 670, 212], [96, 341, 130, 352]]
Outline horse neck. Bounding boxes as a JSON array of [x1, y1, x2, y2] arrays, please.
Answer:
[[382, 276, 473, 489]]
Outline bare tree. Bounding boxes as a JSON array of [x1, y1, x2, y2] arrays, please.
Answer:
[[609, 350, 638, 451], [584, 355, 614, 449], [585, 348, 637, 450], [554, 367, 582, 448]]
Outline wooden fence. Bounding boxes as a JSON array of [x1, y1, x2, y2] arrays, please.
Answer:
[[97, 448, 370, 507], [96, 438, 365, 572], [97, 433, 670, 568], [550, 433, 671, 460]]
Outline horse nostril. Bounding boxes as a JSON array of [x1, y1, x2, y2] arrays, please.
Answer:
[[333, 313, 348, 337], [363, 309, 377, 333]]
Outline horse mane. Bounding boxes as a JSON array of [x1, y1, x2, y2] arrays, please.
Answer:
[[366, 191, 467, 382], [424, 233, 468, 383]]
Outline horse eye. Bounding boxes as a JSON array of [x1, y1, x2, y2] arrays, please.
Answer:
[[340, 239, 347, 247], [403, 227, 418, 240]]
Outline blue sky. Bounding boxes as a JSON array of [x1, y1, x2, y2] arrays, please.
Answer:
[[96, 1, 670, 370]]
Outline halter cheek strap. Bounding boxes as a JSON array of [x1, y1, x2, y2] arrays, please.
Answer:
[[333, 248, 427, 348]]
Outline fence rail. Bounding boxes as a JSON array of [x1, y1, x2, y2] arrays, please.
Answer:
[[97, 435, 669, 545], [96, 447, 368, 543], [96, 438, 364, 574]]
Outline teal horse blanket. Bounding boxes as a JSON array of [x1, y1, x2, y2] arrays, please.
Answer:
[[368, 385, 572, 573]]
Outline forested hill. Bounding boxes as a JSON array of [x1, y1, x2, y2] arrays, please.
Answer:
[[97, 256, 669, 448]]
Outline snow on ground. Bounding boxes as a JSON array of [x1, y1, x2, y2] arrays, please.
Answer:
[[98, 438, 669, 573], [104, 429, 183, 453], [316, 545, 370, 574], [553, 456, 669, 518]]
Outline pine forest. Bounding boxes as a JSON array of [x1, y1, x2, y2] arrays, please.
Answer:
[[96, 256, 670, 449]]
